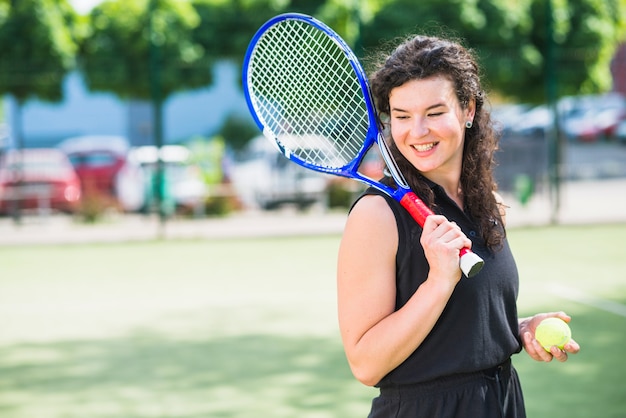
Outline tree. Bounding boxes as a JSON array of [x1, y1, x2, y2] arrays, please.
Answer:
[[190, 0, 284, 68], [0, 0, 78, 149], [79, 0, 211, 221], [529, 0, 626, 99], [314, 0, 390, 50], [358, 0, 626, 103], [190, 0, 337, 69], [460, 0, 537, 101], [358, 0, 537, 98], [80, 0, 210, 99]]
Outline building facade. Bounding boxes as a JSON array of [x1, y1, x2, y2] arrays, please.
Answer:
[[2, 60, 250, 149]]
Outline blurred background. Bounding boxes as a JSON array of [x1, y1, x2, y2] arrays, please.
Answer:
[[1, 2, 626, 418], [0, 0, 625, 228]]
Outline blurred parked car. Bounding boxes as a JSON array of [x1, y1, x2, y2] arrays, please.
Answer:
[[0, 148, 81, 215], [508, 105, 556, 136], [490, 103, 531, 135], [561, 93, 626, 142], [230, 135, 330, 210], [0, 123, 9, 149], [492, 94, 626, 143], [58, 135, 144, 211], [127, 145, 207, 215], [615, 119, 626, 145]]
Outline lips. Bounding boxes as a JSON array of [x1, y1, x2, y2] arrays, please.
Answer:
[[412, 142, 438, 152]]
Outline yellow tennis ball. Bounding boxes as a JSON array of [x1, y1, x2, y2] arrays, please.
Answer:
[[535, 318, 571, 351]]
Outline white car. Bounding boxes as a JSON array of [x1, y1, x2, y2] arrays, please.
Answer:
[[231, 135, 329, 210], [127, 145, 207, 214]]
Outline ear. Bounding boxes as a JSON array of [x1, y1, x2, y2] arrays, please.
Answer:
[[465, 98, 476, 121]]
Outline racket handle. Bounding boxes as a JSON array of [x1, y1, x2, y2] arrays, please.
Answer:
[[400, 192, 484, 278], [400, 192, 433, 226]]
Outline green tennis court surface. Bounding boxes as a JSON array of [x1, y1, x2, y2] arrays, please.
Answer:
[[1, 223, 624, 417]]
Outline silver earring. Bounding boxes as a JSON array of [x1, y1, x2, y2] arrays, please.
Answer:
[[465, 121, 473, 129]]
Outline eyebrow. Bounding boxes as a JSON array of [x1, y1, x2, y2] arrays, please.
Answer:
[[390, 102, 447, 113]]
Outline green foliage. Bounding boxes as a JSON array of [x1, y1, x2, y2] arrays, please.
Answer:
[[358, 0, 626, 103], [523, 0, 626, 100], [0, 1, 8, 21], [76, 187, 116, 223], [190, 0, 295, 67], [217, 112, 260, 152], [0, 0, 78, 103], [187, 135, 227, 184], [359, 0, 535, 99], [327, 181, 357, 209], [80, 0, 212, 99], [190, 0, 383, 69], [513, 174, 535, 205], [1, 0, 625, 112], [203, 192, 238, 216], [555, 0, 625, 94]]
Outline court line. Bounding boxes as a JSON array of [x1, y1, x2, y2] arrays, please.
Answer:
[[549, 284, 626, 318]]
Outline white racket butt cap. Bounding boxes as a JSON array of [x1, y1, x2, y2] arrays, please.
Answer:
[[460, 251, 484, 278]]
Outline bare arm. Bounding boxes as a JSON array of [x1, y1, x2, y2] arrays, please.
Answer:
[[337, 195, 472, 386]]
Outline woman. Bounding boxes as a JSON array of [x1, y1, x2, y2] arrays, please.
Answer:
[[336, 35, 580, 418]]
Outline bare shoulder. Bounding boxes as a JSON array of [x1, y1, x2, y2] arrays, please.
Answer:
[[346, 194, 397, 235], [339, 193, 398, 261]]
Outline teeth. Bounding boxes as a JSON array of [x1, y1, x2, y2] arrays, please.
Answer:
[[413, 143, 436, 152]]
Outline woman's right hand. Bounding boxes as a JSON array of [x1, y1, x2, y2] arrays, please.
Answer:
[[420, 215, 472, 286]]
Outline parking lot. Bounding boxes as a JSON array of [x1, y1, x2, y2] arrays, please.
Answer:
[[1, 175, 625, 246]]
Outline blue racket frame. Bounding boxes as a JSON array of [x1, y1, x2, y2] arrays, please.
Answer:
[[242, 13, 407, 200]]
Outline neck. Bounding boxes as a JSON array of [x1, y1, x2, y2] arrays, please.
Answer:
[[443, 184, 463, 209], [423, 172, 463, 209]]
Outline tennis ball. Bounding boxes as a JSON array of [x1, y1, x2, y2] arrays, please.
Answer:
[[535, 318, 571, 351]]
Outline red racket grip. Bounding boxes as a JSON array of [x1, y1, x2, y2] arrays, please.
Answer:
[[400, 192, 484, 278], [400, 192, 434, 226]]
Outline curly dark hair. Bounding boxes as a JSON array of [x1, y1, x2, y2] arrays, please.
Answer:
[[369, 35, 505, 250]]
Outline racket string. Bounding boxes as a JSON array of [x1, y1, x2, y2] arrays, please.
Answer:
[[248, 19, 369, 169]]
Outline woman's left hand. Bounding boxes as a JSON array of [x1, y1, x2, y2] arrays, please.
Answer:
[[519, 312, 580, 362]]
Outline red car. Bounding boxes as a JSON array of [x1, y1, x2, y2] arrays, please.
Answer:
[[59, 136, 129, 202], [0, 148, 82, 215]]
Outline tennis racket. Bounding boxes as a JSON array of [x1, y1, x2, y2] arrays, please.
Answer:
[[242, 13, 484, 278]]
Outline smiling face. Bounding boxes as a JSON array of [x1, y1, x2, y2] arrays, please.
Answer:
[[388, 76, 475, 185]]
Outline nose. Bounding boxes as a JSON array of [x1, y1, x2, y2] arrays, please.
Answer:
[[409, 117, 428, 137]]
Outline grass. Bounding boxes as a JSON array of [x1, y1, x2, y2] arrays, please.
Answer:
[[0, 223, 625, 417], [508, 224, 626, 418]]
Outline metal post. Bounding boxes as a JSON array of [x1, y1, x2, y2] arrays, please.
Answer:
[[11, 97, 24, 224], [149, 0, 166, 236], [545, 0, 562, 224]]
